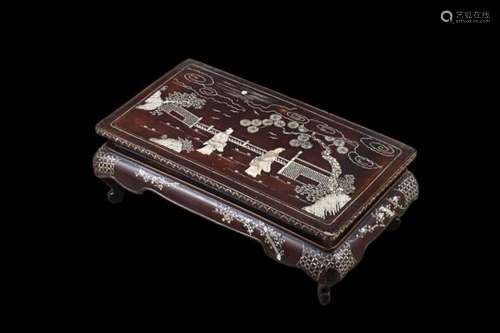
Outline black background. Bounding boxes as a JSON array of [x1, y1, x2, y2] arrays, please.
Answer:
[[27, 2, 496, 326]]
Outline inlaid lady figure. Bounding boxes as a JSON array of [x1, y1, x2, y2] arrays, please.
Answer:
[[150, 135, 183, 152], [197, 128, 234, 155], [245, 147, 285, 177]]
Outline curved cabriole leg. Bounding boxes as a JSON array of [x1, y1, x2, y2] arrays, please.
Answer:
[[299, 246, 344, 305], [317, 283, 331, 305], [94, 147, 125, 203], [102, 179, 125, 204]]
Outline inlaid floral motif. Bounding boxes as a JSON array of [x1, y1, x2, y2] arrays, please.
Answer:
[[214, 203, 285, 261], [356, 195, 403, 239], [134, 169, 179, 191]]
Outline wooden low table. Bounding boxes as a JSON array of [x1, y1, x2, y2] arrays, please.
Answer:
[[93, 59, 418, 305]]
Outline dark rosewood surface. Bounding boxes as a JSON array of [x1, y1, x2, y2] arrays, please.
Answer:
[[93, 143, 418, 305], [96, 59, 416, 249]]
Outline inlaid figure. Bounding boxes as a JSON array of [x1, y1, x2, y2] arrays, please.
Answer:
[[150, 135, 183, 152], [245, 147, 285, 177], [197, 128, 233, 155], [137, 91, 163, 110]]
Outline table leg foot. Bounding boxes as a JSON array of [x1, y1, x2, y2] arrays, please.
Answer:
[[104, 180, 124, 204], [317, 283, 331, 306]]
